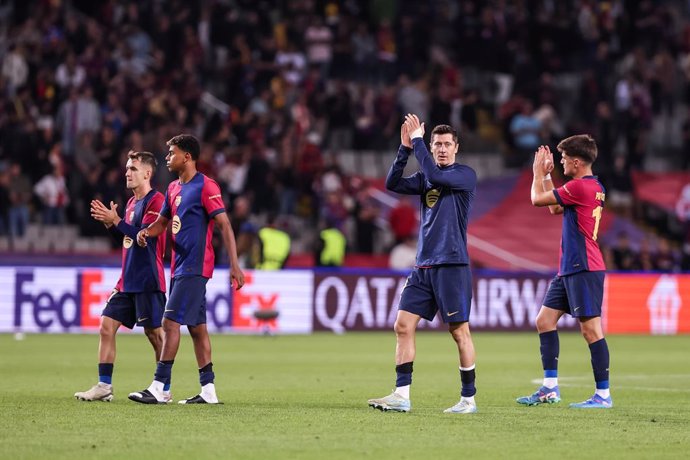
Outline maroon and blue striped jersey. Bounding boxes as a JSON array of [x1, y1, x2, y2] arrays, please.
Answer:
[[386, 139, 477, 266], [553, 176, 607, 275], [160, 172, 225, 279], [112, 190, 166, 293]]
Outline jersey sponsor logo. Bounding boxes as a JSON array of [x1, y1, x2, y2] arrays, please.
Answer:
[[425, 188, 441, 208], [146, 211, 159, 216], [175, 195, 182, 206], [129, 211, 135, 221], [123, 235, 134, 249], [209, 194, 222, 199], [172, 215, 181, 234]]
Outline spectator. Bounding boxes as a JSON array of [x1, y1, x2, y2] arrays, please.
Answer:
[[389, 234, 417, 270], [7, 163, 32, 238], [509, 100, 543, 167], [611, 232, 641, 271], [34, 164, 69, 225]]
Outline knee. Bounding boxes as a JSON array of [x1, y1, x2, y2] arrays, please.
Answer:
[[450, 326, 471, 346], [581, 328, 603, 344], [162, 319, 179, 335], [99, 322, 116, 338], [144, 328, 161, 342], [535, 315, 556, 333], [394, 320, 414, 338]]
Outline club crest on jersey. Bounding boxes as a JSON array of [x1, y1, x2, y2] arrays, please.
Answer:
[[425, 188, 441, 208], [175, 195, 182, 206], [123, 235, 133, 248], [172, 215, 181, 234]]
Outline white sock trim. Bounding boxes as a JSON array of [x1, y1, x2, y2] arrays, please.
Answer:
[[459, 364, 476, 371], [395, 385, 410, 399]]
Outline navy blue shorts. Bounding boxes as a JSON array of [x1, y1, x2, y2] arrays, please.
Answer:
[[165, 276, 209, 326], [398, 265, 473, 323], [102, 291, 165, 329], [542, 271, 605, 318]]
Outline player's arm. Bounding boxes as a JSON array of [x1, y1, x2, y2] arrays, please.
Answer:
[[385, 123, 423, 194], [541, 175, 564, 215], [530, 145, 562, 211], [137, 192, 170, 247], [136, 215, 169, 246], [214, 212, 246, 290]]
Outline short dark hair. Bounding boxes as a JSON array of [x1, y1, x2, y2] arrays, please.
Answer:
[[167, 134, 200, 160], [557, 134, 598, 164], [430, 124, 458, 145], [128, 150, 157, 173]]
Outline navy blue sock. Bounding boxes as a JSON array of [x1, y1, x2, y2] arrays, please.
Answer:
[[395, 362, 413, 387], [98, 363, 113, 385], [199, 362, 215, 386], [539, 330, 559, 378], [460, 367, 476, 397], [163, 377, 171, 392], [154, 360, 174, 385], [589, 338, 610, 390]]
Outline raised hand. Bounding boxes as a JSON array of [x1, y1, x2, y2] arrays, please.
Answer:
[[404, 113, 425, 139], [91, 200, 119, 226], [400, 122, 412, 148], [544, 145, 555, 173], [533, 145, 551, 176]]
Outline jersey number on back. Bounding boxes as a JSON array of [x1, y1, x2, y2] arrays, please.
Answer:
[[591, 206, 603, 241]]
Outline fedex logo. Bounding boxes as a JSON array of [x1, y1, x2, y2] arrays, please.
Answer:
[[13, 269, 111, 330]]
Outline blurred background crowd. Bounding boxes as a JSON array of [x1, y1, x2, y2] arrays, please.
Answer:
[[1, 0, 690, 271]]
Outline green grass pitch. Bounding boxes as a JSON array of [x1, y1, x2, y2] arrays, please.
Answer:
[[1, 332, 688, 459]]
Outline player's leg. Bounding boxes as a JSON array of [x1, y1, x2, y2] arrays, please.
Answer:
[[367, 310, 420, 412], [437, 266, 477, 413], [130, 281, 187, 404], [176, 277, 219, 404], [444, 321, 478, 413], [368, 269, 431, 412], [517, 276, 567, 405], [143, 327, 164, 361], [75, 291, 133, 402], [564, 271, 612, 408], [178, 323, 219, 404]]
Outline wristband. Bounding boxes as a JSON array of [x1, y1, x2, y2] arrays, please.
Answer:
[[543, 173, 552, 181]]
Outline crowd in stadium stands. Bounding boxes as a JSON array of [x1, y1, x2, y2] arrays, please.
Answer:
[[1, 0, 690, 270]]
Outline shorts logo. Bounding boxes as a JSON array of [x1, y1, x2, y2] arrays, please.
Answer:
[[175, 195, 182, 206], [137, 317, 148, 322], [425, 188, 441, 208], [172, 215, 181, 234], [447, 310, 459, 316], [123, 235, 133, 248]]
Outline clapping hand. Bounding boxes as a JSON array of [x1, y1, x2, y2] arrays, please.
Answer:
[[91, 200, 119, 227]]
